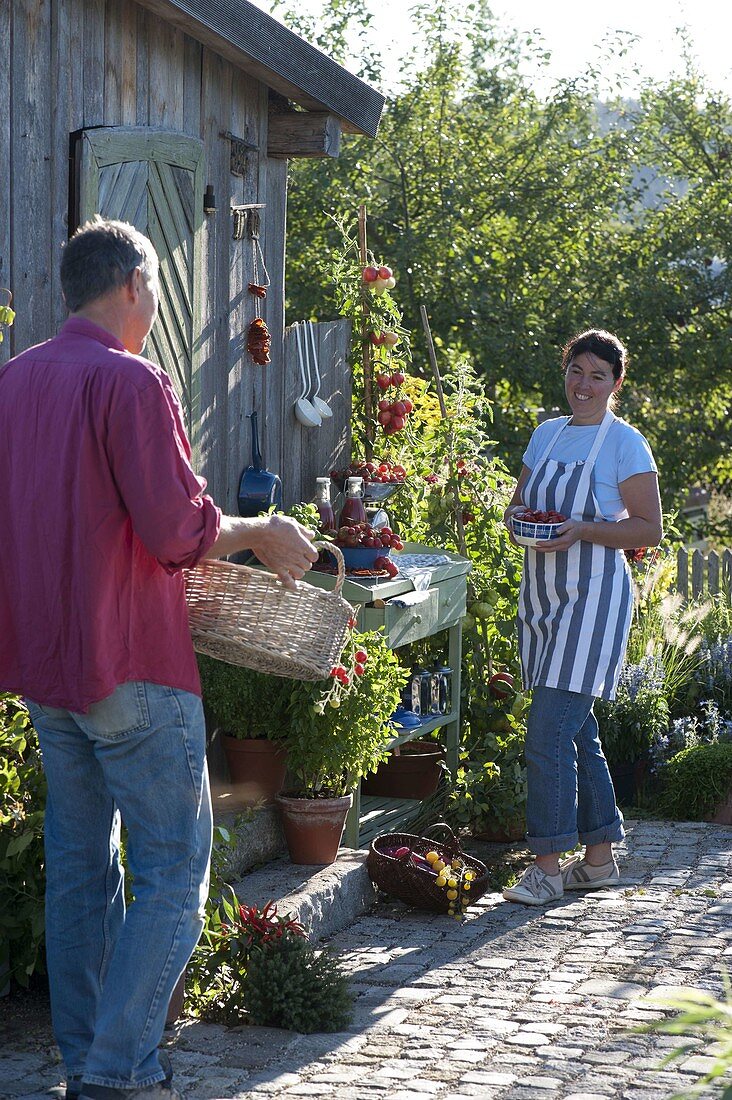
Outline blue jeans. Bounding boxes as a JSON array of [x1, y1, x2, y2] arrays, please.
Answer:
[[26, 681, 212, 1089], [524, 685, 625, 856]]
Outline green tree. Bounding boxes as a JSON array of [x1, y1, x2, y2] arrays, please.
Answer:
[[279, 0, 731, 533]]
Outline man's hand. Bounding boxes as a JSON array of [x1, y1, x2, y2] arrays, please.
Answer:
[[248, 514, 319, 589], [203, 514, 318, 590]]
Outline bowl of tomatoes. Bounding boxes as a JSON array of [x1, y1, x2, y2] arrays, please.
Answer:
[[511, 509, 566, 547], [332, 521, 403, 573]]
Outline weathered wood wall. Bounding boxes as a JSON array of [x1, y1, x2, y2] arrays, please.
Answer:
[[1, 0, 353, 513], [280, 320, 353, 510]]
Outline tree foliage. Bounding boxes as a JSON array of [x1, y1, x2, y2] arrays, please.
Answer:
[[278, 0, 732, 534]]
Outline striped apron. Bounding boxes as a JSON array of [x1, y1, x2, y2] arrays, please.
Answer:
[[517, 410, 633, 701]]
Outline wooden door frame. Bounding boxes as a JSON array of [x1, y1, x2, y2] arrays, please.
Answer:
[[75, 126, 205, 461]]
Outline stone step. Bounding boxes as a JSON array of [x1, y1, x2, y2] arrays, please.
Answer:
[[228, 848, 377, 941], [214, 803, 286, 876]]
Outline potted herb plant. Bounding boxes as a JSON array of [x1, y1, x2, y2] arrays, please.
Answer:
[[198, 654, 291, 804], [657, 741, 732, 823], [276, 630, 409, 864]]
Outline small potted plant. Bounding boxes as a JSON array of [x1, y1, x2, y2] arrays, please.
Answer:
[[198, 655, 291, 804], [276, 630, 409, 865]]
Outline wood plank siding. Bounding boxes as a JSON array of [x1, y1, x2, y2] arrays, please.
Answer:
[[1, 0, 355, 513]]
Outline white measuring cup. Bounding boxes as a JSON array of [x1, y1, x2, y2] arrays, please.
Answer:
[[307, 320, 333, 419], [293, 322, 322, 428]]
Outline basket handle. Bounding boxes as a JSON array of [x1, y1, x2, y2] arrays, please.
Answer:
[[313, 541, 346, 596], [422, 822, 462, 852]]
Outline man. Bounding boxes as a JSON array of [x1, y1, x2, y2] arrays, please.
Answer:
[[0, 217, 317, 1099]]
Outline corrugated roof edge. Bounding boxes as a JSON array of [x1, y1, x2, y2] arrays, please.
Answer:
[[137, 0, 385, 138]]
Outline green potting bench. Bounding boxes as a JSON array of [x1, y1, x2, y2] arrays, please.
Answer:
[[303, 543, 472, 848]]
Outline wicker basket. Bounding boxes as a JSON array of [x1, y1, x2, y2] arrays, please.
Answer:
[[184, 542, 354, 680], [367, 823, 490, 913]]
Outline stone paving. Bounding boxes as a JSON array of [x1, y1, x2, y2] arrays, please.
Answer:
[[2, 819, 731, 1100]]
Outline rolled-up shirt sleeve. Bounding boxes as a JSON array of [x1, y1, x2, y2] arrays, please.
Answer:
[[105, 372, 221, 572]]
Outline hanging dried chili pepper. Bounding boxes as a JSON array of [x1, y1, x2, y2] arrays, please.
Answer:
[[248, 317, 271, 365], [245, 211, 271, 363]]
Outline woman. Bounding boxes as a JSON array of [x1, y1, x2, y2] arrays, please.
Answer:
[[502, 329, 662, 906]]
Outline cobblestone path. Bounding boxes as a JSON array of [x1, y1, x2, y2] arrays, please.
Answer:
[[2, 819, 731, 1100]]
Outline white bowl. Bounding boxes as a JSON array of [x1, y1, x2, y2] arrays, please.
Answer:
[[511, 516, 563, 548]]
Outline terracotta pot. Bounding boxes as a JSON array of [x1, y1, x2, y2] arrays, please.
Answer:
[[222, 736, 288, 804], [361, 739, 445, 800], [705, 788, 732, 825], [275, 792, 353, 865]]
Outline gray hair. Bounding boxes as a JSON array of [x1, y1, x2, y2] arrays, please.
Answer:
[[60, 216, 159, 312]]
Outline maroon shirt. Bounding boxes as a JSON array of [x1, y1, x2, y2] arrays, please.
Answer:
[[0, 318, 221, 711]]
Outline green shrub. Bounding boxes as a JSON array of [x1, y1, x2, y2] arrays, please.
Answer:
[[0, 695, 47, 988], [658, 742, 732, 820], [242, 935, 353, 1033], [442, 717, 527, 835], [188, 883, 352, 1033], [188, 884, 308, 1026], [197, 655, 292, 740]]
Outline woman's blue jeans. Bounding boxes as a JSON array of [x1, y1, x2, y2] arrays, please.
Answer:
[[524, 685, 625, 856], [26, 681, 212, 1089]]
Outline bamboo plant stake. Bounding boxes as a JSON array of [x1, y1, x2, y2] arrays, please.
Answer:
[[420, 305, 466, 556], [358, 205, 374, 462], [419, 305, 490, 678]]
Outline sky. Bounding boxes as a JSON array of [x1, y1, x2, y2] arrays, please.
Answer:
[[252, 0, 732, 98]]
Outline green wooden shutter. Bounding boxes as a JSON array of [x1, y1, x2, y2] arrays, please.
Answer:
[[77, 128, 204, 452]]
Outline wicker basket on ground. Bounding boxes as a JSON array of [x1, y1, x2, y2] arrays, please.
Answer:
[[367, 823, 490, 914]]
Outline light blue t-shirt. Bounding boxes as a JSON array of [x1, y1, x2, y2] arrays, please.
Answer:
[[523, 416, 657, 522]]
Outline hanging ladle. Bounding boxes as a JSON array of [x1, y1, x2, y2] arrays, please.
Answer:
[[307, 320, 333, 419], [293, 322, 322, 428]]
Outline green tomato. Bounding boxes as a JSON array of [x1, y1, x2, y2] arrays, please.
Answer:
[[510, 694, 526, 717], [471, 601, 493, 620]]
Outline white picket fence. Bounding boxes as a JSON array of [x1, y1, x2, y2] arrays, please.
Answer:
[[676, 547, 732, 601]]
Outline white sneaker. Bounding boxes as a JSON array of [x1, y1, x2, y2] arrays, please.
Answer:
[[561, 853, 620, 890], [502, 863, 564, 906]]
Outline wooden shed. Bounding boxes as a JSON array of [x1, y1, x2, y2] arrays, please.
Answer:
[[1, 0, 384, 510]]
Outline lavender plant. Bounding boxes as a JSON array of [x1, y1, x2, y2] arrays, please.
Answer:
[[649, 699, 732, 775], [596, 656, 670, 766], [696, 636, 732, 718]]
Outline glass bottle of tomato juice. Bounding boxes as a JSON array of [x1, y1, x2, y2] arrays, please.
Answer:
[[338, 476, 367, 527], [313, 477, 336, 533]]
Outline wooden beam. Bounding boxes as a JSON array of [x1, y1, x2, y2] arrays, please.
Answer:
[[133, 0, 384, 138], [267, 110, 342, 159]]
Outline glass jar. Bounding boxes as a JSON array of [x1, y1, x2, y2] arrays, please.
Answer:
[[429, 665, 442, 714], [313, 477, 335, 533], [338, 476, 367, 527], [435, 664, 452, 715], [409, 666, 433, 716]]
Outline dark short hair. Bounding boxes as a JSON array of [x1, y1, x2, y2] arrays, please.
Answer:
[[561, 329, 627, 382], [60, 216, 158, 312]]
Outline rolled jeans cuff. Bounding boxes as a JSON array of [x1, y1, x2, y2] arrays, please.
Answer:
[[579, 812, 625, 847], [526, 829, 578, 856]]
